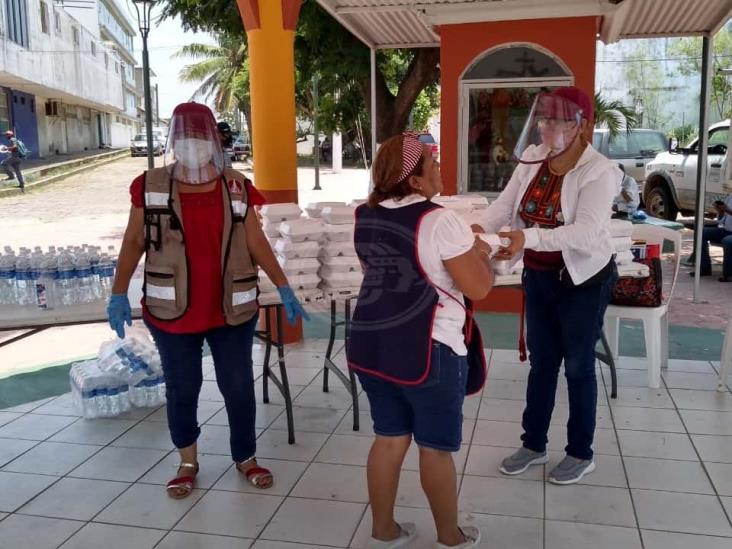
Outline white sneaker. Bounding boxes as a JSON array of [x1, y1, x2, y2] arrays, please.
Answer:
[[436, 526, 481, 548], [368, 522, 417, 548]]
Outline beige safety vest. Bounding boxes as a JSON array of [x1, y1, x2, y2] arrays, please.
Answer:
[[142, 166, 258, 325]]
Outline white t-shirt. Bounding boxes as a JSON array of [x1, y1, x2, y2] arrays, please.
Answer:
[[380, 195, 475, 355], [720, 195, 732, 232]]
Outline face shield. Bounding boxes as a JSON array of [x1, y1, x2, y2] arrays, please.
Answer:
[[164, 103, 225, 185], [513, 92, 585, 165]]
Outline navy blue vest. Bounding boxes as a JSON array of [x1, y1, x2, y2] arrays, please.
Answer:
[[347, 200, 487, 394]]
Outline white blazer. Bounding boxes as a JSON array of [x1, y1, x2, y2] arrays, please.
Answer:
[[478, 144, 622, 285]]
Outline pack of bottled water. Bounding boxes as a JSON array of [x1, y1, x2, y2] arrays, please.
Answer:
[[69, 330, 165, 418], [0, 244, 117, 310]]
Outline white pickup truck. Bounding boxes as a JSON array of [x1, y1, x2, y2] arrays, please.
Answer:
[[643, 119, 730, 220]]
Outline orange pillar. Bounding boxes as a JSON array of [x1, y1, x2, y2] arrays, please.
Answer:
[[239, 0, 303, 343]]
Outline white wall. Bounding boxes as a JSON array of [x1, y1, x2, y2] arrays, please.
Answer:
[[64, 2, 101, 38]]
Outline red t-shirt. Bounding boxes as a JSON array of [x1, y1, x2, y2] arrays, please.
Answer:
[[130, 173, 266, 334]]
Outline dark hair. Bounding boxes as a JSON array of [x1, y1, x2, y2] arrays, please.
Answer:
[[618, 163, 626, 173], [367, 135, 425, 208]]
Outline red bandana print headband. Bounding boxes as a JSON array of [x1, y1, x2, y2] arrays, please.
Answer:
[[395, 132, 424, 184]]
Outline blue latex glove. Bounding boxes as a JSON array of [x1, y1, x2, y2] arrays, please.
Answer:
[[277, 286, 310, 325], [107, 294, 132, 339]]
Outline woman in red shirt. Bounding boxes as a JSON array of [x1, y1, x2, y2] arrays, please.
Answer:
[[107, 103, 307, 499]]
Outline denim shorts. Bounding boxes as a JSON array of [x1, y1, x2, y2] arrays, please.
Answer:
[[356, 341, 469, 452]]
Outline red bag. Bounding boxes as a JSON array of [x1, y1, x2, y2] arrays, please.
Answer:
[[611, 257, 663, 307]]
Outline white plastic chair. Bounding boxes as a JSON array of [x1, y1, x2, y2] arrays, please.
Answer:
[[718, 303, 732, 391], [604, 225, 682, 389]]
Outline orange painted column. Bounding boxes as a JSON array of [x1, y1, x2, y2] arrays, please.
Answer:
[[239, 0, 303, 343]]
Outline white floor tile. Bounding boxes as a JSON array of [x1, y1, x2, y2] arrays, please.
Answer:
[[459, 513, 543, 549], [642, 530, 732, 549], [157, 531, 253, 549], [30, 394, 82, 417], [0, 414, 77, 441], [277, 368, 322, 386], [612, 407, 685, 433], [0, 437, 38, 467], [335, 412, 373, 437], [95, 482, 203, 529], [213, 458, 308, 497], [632, 489, 732, 537], [176, 490, 283, 538], [0, 411, 23, 427], [253, 542, 331, 549], [545, 521, 642, 549], [680, 410, 732, 436], [291, 462, 368, 503], [255, 383, 307, 408], [138, 452, 232, 489], [546, 452, 627, 488], [462, 395, 481, 419], [459, 475, 543, 518], [49, 418, 139, 445], [0, 514, 82, 549], [195, 424, 236, 456], [472, 420, 521, 448], [614, 369, 655, 388], [257, 429, 329, 462], [68, 446, 167, 482], [293, 385, 356, 410], [666, 360, 718, 374], [464, 445, 544, 481], [271, 406, 346, 434], [722, 496, 732, 517], [705, 462, 732, 496], [608, 386, 675, 408], [199, 380, 225, 402], [692, 434, 732, 463], [670, 389, 732, 412], [2, 441, 100, 476], [545, 484, 636, 527], [625, 457, 714, 494], [546, 426, 620, 456], [1, 397, 55, 414], [663, 372, 721, 391], [617, 430, 698, 460], [19, 477, 128, 521], [488, 362, 530, 382], [393, 470, 433, 509], [483, 379, 527, 401], [315, 434, 372, 467], [260, 497, 365, 546], [59, 523, 165, 549], [477, 399, 524, 422], [0, 471, 58, 512]]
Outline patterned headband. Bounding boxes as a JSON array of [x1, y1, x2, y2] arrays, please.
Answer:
[[394, 132, 425, 185]]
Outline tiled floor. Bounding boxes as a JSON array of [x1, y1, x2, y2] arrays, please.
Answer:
[[0, 340, 731, 548]]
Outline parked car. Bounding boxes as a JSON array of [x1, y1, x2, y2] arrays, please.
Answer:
[[418, 132, 439, 159], [130, 134, 164, 157], [233, 137, 251, 161], [592, 128, 668, 184], [643, 119, 730, 220]]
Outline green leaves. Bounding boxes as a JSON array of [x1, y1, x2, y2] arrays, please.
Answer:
[[594, 92, 639, 139]]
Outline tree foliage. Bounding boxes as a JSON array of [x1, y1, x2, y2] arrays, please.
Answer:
[[593, 92, 639, 139]]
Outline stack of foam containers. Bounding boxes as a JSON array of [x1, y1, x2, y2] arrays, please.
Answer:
[[258, 203, 305, 301], [432, 195, 480, 228], [610, 219, 635, 266], [318, 205, 362, 293], [277, 218, 325, 297]]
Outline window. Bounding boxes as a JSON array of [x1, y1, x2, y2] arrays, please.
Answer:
[[40, 1, 49, 34], [54, 11, 60, 33], [115, 62, 119, 74], [104, 52, 109, 68], [72, 27, 80, 46], [608, 131, 667, 159], [5, 0, 30, 48], [0, 90, 10, 133], [91, 41, 96, 57], [708, 128, 729, 149]]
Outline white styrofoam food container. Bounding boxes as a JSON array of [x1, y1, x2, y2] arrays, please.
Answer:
[[348, 199, 367, 208], [258, 271, 277, 293], [260, 203, 302, 222], [274, 239, 320, 259], [320, 241, 357, 258], [287, 273, 321, 290], [279, 219, 325, 242], [319, 256, 362, 272], [324, 224, 354, 242], [460, 194, 490, 209], [277, 257, 320, 275], [321, 206, 356, 225], [304, 201, 346, 218], [262, 221, 281, 238], [319, 269, 364, 288]]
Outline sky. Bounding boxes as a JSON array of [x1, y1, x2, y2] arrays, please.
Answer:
[[128, 5, 217, 119]]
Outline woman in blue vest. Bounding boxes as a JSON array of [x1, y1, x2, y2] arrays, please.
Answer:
[[348, 133, 494, 548]]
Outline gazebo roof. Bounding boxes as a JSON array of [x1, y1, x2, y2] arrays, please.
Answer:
[[315, 0, 732, 48]]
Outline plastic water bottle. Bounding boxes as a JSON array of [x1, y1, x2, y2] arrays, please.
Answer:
[[97, 254, 115, 301], [14, 255, 36, 306], [70, 360, 104, 418], [0, 255, 16, 304], [75, 253, 95, 303], [56, 252, 77, 306], [35, 257, 57, 310]]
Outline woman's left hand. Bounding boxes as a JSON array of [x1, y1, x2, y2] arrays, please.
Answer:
[[277, 286, 311, 325], [495, 230, 526, 260]]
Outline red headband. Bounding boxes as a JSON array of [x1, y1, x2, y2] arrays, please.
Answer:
[[395, 132, 425, 184]]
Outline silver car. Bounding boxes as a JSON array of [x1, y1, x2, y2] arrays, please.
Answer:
[[592, 129, 668, 184], [130, 134, 164, 157]]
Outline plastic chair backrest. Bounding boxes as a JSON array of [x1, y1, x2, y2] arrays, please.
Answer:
[[630, 224, 682, 305]]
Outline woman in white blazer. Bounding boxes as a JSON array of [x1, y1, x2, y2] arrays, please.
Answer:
[[475, 87, 621, 485]]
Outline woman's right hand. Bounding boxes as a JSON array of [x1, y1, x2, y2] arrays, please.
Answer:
[[495, 230, 526, 260]]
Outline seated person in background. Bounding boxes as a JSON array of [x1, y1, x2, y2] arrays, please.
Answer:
[[692, 186, 732, 282], [612, 164, 640, 219]]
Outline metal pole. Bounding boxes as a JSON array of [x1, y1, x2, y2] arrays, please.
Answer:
[[155, 83, 160, 127], [370, 47, 377, 189], [142, 33, 154, 169], [693, 35, 713, 303], [313, 73, 321, 191]]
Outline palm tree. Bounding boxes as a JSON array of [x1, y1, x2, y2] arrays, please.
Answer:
[[174, 34, 252, 139], [594, 92, 640, 139]]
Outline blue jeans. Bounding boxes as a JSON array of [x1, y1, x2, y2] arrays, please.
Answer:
[[145, 315, 258, 462], [700, 226, 732, 278], [521, 267, 617, 461]]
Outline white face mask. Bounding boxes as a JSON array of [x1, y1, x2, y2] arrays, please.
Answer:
[[175, 138, 214, 169]]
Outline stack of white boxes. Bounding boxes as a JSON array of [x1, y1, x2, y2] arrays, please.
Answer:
[[317, 205, 363, 293], [610, 219, 635, 266]]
